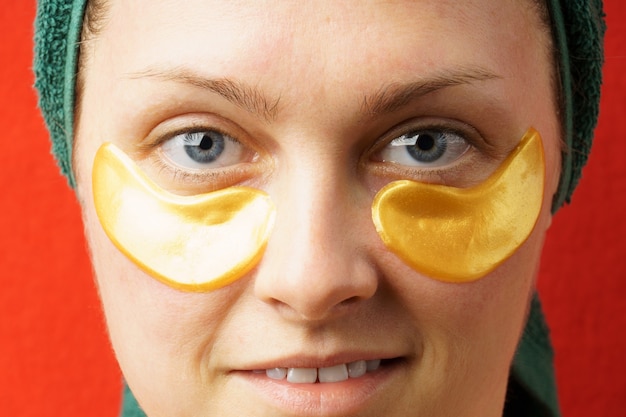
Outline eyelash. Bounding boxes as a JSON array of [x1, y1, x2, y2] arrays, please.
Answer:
[[139, 117, 488, 191], [138, 122, 259, 190], [151, 157, 249, 188], [150, 124, 236, 150], [368, 121, 478, 172]]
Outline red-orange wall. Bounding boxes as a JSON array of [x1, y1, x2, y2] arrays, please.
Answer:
[[1, 3, 624, 416]]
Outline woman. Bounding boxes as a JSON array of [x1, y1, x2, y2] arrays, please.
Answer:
[[34, 0, 605, 416]]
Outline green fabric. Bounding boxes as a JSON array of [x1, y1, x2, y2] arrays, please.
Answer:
[[120, 383, 147, 417], [547, 0, 606, 211], [509, 294, 560, 417], [34, 0, 86, 187]]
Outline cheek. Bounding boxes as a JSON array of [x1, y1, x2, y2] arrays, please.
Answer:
[[379, 204, 549, 404], [80, 195, 246, 394], [388, 237, 540, 349], [391, 179, 551, 346]]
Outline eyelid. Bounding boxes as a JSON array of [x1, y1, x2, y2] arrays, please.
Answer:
[[141, 122, 239, 153], [135, 112, 263, 154], [150, 156, 253, 190], [369, 118, 483, 163], [132, 114, 265, 193], [363, 118, 506, 188], [371, 118, 476, 153]]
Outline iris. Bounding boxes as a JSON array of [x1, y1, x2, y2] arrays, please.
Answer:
[[184, 132, 226, 164], [404, 131, 447, 163]]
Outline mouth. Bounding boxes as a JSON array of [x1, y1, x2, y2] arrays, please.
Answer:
[[233, 356, 406, 415], [255, 358, 391, 383]]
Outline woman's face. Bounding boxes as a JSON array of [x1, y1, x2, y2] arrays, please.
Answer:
[[74, 1, 561, 416]]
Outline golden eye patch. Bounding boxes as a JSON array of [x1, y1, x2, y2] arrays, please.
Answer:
[[92, 143, 275, 292], [372, 129, 545, 282]]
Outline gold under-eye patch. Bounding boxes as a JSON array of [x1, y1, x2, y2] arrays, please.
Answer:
[[92, 143, 275, 292], [372, 128, 545, 282]]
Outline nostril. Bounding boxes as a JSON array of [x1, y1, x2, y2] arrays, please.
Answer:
[[339, 296, 363, 307]]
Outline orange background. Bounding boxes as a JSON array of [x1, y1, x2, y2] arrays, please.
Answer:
[[1, 2, 625, 416]]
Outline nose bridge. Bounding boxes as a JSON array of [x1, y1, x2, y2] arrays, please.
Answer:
[[253, 154, 378, 321], [281, 158, 346, 244]]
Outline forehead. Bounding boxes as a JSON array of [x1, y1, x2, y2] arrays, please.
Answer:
[[97, 0, 546, 89], [79, 0, 555, 151]]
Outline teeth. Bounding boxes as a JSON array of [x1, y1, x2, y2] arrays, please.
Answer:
[[318, 364, 349, 383], [287, 367, 317, 383], [366, 359, 381, 371], [266, 368, 287, 380], [347, 360, 367, 378], [262, 359, 383, 383]]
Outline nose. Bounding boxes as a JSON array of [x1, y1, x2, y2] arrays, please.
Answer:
[[253, 161, 378, 322]]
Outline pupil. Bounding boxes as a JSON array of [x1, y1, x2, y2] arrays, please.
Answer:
[[404, 131, 447, 163], [183, 132, 226, 164], [416, 134, 435, 151], [199, 135, 214, 150]]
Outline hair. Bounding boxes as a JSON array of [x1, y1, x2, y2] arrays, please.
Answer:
[[74, 0, 108, 131], [82, 0, 108, 39]]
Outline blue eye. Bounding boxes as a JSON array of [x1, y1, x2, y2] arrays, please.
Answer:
[[378, 129, 470, 168], [183, 131, 226, 163], [161, 130, 251, 170]]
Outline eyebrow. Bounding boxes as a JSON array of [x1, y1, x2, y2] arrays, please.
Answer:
[[128, 67, 281, 122], [128, 65, 498, 121], [361, 67, 500, 116]]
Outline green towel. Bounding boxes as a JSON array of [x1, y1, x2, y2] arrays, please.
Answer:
[[120, 383, 147, 417], [34, 0, 87, 187], [508, 293, 561, 417], [546, 0, 606, 210]]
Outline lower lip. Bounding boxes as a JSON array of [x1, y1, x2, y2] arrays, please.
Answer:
[[232, 361, 403, 416]]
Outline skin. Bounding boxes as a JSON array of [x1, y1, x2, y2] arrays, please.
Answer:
[[73, 1, 562, 416]]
